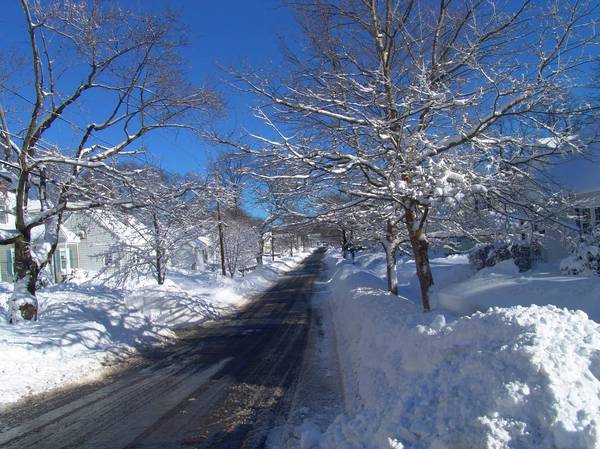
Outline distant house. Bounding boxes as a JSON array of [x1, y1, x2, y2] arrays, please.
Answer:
[[572, 192, 600, 235], [0, 193, 215, 282], [63, 209, 149, 274], [548, 144, 600, 233], [536, 132, 600, 260], [0, 194, 80, 283], [171, 236, 212, 271], [67, 211, 215, 275]]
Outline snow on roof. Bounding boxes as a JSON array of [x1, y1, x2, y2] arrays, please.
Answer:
[[538, 135, 578, 149], [197, 235, 213, 247], [548, 155, 600, 194], [31, 222, 80, 244], [572, 190, 600, 208], [540, 124, 600, 194], [84, 210, 151, 246]]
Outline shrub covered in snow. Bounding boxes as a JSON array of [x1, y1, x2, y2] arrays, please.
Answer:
[[511, 240, 542, 272], [469, 240, 541, 272], [468, 242, 512, 270], [561, 230, 600, 276]]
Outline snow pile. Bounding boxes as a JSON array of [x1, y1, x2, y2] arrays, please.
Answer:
[[348, 250, 474, 303], [0, 283, 173, 407], [436, 259, 600, 322], [0, 252, 310, 408], [315, 251, 600, 449], [125, 273, 245, 328], [125, 253, 309, 327]]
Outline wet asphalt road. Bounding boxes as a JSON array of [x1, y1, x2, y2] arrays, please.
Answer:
[[0, 249, 325, 449]]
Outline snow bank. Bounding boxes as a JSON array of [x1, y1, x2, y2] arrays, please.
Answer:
[[350, 251, 474, 306], [436, 259, 600, 322], [0, 252, 310, 409], [315, 250, 600, 449], [0, 283, 172, 407], [125, 253, 309, 327]]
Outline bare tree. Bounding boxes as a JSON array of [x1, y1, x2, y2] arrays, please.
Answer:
[[219, 208, 260, 277], [0, 1, 220, 322], [113, 169, 213, 285], [226, 0, 598, 311]]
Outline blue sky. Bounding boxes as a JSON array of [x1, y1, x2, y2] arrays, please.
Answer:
[[0, 0, 299, 177]]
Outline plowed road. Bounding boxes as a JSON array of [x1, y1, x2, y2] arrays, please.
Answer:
[[0, 249, 325, 449]]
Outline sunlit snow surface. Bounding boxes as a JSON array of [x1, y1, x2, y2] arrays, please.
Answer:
[[0, 254, 308, 408], [304, 250, 600, 449]]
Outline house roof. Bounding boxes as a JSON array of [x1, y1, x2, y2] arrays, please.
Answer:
[[548, 155, 600, 194], [72, 209, 151, 247], [543, 125, 600, 194], [197, 235, 212, 247], [31, 223, 80, 244], [572, 190, 600, 208]]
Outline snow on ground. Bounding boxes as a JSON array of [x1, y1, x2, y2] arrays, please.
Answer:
[[0, 252, 310, 409], [125, 255, 307, 328], [297, 249, 600, 449], [436, 259, 600, 322]]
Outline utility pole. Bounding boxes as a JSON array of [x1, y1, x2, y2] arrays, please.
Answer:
[[215, 174, 227, 277], [216, 200, 226, 276]]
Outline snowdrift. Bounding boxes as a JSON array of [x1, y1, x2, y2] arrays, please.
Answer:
[[0, 283, 172, 407], [318, 251, 600, 449], [0, 252, 309, 409], [436, 259, 600, 323]]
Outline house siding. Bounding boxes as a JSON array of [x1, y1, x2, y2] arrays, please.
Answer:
[[0, 247, 12, 282], [574, 205, 600, 234], [64, 214, 117, 273], [68, 243, 79, 269]]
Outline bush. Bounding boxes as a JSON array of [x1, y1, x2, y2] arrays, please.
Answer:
[[468, 242, 512, 270], [469, 240, 542, 272], [561, 230, 600, 275]]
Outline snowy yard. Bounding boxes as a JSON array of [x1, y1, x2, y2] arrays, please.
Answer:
[[293, 249, 600, 449], [0, 253, 309, 409]]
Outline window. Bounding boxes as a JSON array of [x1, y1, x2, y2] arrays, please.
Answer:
[[574, 207, 581, 231], [7, 248, 14, 278], [582, 208, 592, 234], [595, 207, 600, 225], [573, 207, 593, 234], [59, 249, 68, 271], [0, 197, 8, 224], [104, 253, 113, 266]]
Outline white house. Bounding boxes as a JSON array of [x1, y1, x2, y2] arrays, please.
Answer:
[[0, 194, 80, 283], [171, 236, 212, 271], [63, 209, 150, 274], [550, 146, 600, 234]]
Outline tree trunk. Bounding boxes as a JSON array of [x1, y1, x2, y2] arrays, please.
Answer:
[[216, 200, 226, 276], [152, 214, 166, 285], [256, 234, 265, 265], [9, 232, 39, 323], [342, 228, 348, 258], [384, 245, 398, 295], [156, 250, 166, 285], [382, 220, 398, 295], [406, 210, 433, 312], [289, 239, 293, 256], [271, 235, 275, 261]]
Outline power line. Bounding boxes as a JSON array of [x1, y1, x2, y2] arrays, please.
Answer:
[[0, 82, 205, 171], [0, 82, 120, 151]]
